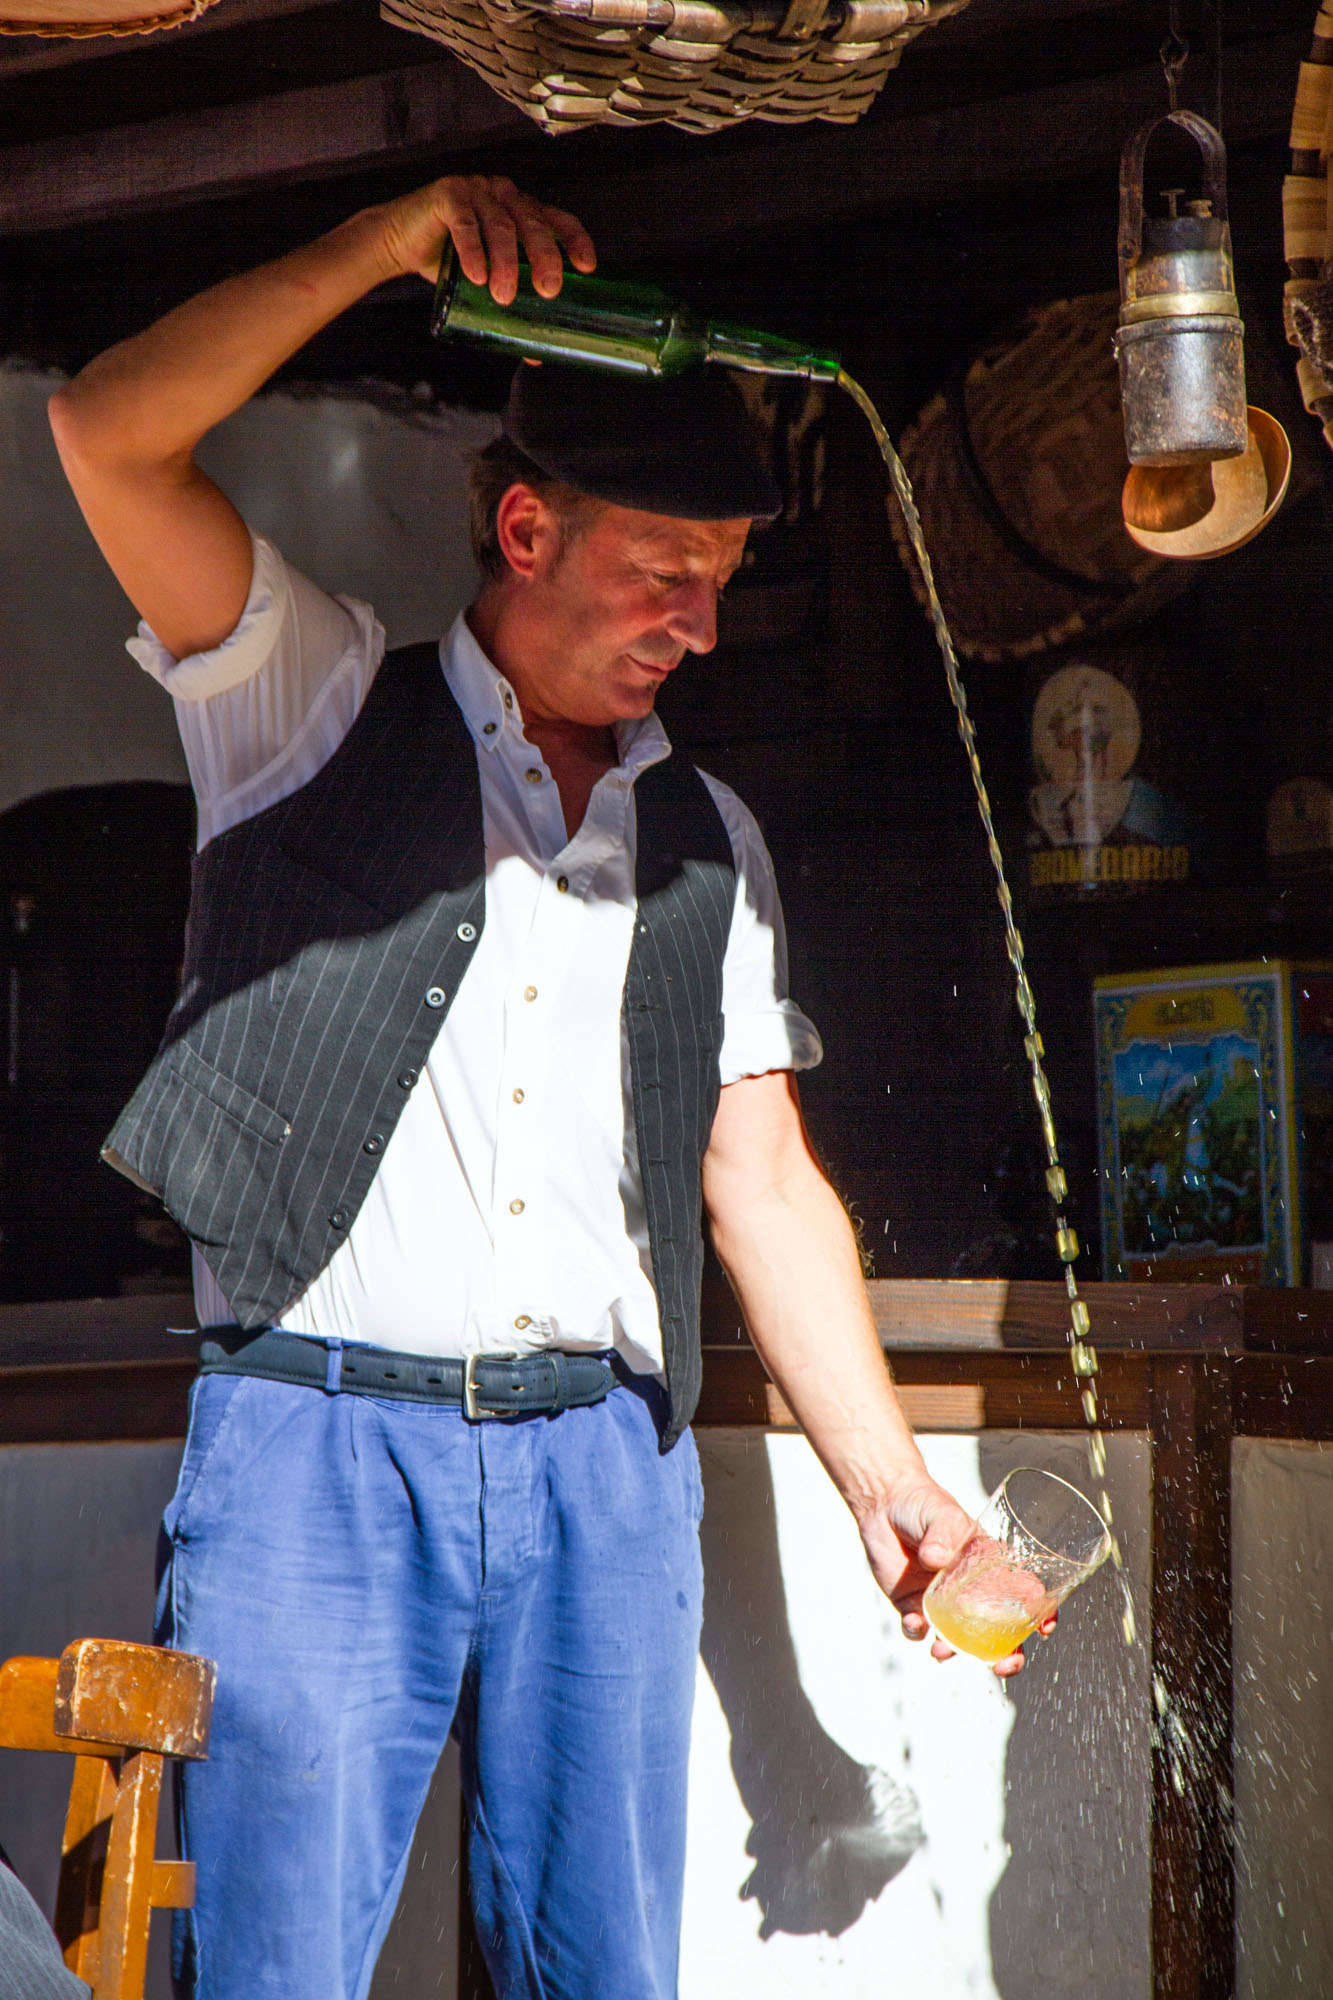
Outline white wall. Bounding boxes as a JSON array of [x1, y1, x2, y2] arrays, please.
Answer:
[[1233, 1438, 1333, 1999], [688, 1429, 1152, 1999], [0, 362, 496, 823]]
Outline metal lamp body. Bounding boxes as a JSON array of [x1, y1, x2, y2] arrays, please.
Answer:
[[1114, 111, 1248, 466]]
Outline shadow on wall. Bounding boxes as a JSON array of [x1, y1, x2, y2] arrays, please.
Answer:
[[698, 1440, 925, 1940], [697, 1427, 1152, 1994], [981, 1431, 1152, 2000]]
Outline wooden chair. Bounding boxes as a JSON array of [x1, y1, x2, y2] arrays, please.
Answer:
[[0, 1638, 215, 2000]]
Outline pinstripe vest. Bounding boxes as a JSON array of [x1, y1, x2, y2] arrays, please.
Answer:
[[104, 641, 734, 1450]]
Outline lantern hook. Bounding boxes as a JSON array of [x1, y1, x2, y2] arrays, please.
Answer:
[[1160, 0, 1188, 112]]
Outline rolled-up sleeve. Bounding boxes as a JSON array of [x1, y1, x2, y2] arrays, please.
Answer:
[[126, 531, 384, 847], [700, 770, 823, 1084]]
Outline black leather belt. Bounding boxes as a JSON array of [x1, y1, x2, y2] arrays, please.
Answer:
[[197, 1326, 617, 1419]]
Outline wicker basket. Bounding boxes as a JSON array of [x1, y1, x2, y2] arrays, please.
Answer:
[[0, 0, 214, 34], [380, 0, 969, 133], [890, 293, 1186, 665], [1283, 4, 1333, 448]]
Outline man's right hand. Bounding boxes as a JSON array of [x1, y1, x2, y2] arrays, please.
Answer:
[[50, 176, 596, 663], [371, 174, 597, 302]]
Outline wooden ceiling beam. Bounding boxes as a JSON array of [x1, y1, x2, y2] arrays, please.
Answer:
[[0, 55, 531, 235], [0, 26, 1302, 244], [568, 29, 1304, 259]]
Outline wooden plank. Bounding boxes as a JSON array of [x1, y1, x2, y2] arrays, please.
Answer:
[[1234, 1287, 1333, 1355], [96, 1747, 164, 2000], [55, 1752, 120, 1984], [56, 1639, 214, 1760], [0, 54, 530, 236], [1233, 1354, 1333, 1440], [0, 1361, 194, 1443], [0, 30, 1301, 242], [149, 1858, 195, 1908], [0, 1655, 122, 1758], [1148, 1357, 1234, 2000], [0, 1291, 196, 1369], [865, 1278, 1245, 1352], [764, 1378, 986, 1430], [697, 1345, 1152, 1431]]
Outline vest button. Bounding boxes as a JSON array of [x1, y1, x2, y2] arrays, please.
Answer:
[[329, 1209, 348, 1230], [398, 1070, 418, 1090], [556, 876, 569, 893], [363, 1135, 384, 1155], [425, 986, 447, 1008], [456, 922, 477, 943]]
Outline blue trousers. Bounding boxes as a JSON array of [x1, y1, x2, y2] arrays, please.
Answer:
[[155, 1368, 704, 2000]]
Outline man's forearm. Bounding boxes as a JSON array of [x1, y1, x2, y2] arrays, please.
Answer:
[[708, 1153, 929, 1523]]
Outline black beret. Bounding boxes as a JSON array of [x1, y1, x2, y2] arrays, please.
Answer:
[[502, 361, 782, 523]]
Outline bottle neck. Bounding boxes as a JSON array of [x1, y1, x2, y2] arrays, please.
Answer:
[[705, 318, 843, 382]]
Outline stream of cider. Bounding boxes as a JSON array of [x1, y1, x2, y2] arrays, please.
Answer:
[[837, 370, 1135, 1649]]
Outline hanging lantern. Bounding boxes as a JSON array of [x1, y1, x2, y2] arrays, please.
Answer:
[[1115, 110, 1248, 468], [1115, 110, 1289, 558]]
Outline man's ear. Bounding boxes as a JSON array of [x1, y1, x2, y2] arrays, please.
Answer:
[[494, 483, 560, 583]]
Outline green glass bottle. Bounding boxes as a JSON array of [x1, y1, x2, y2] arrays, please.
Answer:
[[430, 243, 840, 382]]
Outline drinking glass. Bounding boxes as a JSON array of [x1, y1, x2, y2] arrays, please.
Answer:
[[922, 1466, 1112, 1663]]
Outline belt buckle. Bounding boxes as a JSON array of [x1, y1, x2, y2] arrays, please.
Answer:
[[463, 1350, 517, 1421]]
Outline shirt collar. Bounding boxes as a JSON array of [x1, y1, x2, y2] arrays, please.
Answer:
[[441, 612, 673, 777]]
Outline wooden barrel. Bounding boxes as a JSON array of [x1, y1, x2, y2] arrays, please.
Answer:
[[0, 0, 214, 36], [891, 293, 1185, 664]]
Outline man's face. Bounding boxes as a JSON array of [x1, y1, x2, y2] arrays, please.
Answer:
[[506, 499, 751, 729]]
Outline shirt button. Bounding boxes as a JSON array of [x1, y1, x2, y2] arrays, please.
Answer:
[[512, 1087, 525, 1104], [363, 1134, 384, 1155], [483, 721, 497, 736], [503, 691, 514, 711], [513, 1314, 532, 1330], [398, 1069, 418, 1090], [556, 876, 569, 893], [425, 986, 447, 1008], [523, 985, 538, 1002], [456, 922, 477, 943], [525, 768, 543, 785], [329, 1209, 348, 1230], [509, 1198, 525, 1215]]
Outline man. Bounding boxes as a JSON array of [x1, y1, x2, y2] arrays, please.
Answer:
[[50, 175, 1040, 2000]]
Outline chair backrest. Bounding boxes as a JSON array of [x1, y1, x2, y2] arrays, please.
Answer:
[[0, 1638, 215, 2000]]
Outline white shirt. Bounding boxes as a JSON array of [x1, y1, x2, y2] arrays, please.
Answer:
[[129, 534, 822, 1372]]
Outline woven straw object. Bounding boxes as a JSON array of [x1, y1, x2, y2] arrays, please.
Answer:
[[0, 0, 214, 35], [1283, 3, 1333, 446], [891, 293, 1183, 664], [381, 0, 969, 133]]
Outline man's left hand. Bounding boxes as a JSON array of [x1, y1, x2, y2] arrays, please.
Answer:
[[856, 1475, 1055, 1679]]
